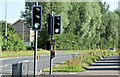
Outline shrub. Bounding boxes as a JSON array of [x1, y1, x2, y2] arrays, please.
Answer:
[[1, 21, 26, 51]]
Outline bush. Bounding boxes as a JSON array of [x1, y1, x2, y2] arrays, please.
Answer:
[[1, 21, 26, 51]]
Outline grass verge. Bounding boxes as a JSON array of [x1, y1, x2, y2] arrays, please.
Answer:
[[1, 50, 50, 58]]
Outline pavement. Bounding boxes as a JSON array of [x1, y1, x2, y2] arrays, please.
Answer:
[[84, 55, 120, 75]]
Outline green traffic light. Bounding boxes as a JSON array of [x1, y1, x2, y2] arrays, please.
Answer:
[[55, 29, 59, 33], [34, 23, 39, 28], [53, 16, 62, 34], [32, 6, 42, 31]]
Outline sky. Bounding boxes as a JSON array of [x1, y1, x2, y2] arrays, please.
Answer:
[[0, 0, 119, 24]]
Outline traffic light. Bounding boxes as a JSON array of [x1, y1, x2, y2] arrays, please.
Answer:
[[32, 6, 42, 31], [51, 50, 55, 58], [48, 14, 53, 35], [53, 16, 62, 34]]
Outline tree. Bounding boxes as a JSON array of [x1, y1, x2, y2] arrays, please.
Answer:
[[99, 2, 109, 49], [105, 12, 119, 48], [21, 1, 119, 50], [1, 21, 26, 51], [115, 6, 120, 49], [67, 2, 102, 49], [21, 2, 70, 49]]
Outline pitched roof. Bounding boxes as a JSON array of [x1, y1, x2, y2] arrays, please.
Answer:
[[12, 19, 23, 26]]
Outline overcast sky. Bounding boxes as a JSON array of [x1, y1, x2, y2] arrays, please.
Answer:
[[0, 0, 119, 24]]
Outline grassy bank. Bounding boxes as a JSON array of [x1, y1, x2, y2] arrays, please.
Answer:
[[51, 50, 119, 72], [0, 50, 50, 58]]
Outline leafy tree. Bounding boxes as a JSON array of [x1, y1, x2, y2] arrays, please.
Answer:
[[21, 2, 70, 49], [105, 12, 119, 48], [21, 1, 119, 50], [1, 21, 26, 51], [115, 6, 120, 49]]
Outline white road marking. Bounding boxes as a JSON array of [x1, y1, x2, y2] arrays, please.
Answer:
[[0, 56, 34, 60]]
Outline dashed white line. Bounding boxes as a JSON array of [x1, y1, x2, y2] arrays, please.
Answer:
[[0, 56, 34, 60]]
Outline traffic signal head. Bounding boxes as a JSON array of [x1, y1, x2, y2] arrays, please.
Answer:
[[51, 50, 55, 58], [53, 16, 62, 34], [32, 6, 42, 31], [48, 14, 53, 35], [51, 38, 55, 45]]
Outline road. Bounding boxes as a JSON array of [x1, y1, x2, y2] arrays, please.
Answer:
[[1, 54, 120, 77], [0, 52, 79, 75]]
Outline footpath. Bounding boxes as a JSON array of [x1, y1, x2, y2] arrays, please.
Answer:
[[38, 55, 120, 77]]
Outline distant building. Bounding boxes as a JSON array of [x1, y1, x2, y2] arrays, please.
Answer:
[[12, 19, 34, 46]]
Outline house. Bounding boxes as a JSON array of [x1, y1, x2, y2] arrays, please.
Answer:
[[12, 19, 34, 46]]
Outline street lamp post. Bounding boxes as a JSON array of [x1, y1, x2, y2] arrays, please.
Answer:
[[22, 20, 27, 42], [23, 21, 24, 42], [5, 0, 7, 41]]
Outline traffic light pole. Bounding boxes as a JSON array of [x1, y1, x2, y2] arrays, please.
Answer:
[[34, 1, 38, 77], [49, 12, 54, 75], [50, 35, 53, 75], [34, 31, 38, 77]]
